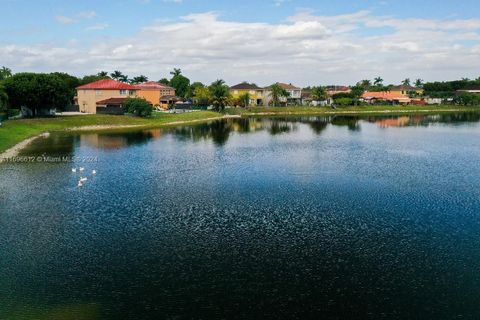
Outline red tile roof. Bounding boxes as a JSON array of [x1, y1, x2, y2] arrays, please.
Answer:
[[77, 79, 138, 90], [136, 81, 175, 90]]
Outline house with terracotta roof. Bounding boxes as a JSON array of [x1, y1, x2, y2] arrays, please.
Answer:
[[326, 86, 351, 97], [264, 83, 302, 106], [362, 91, 411, 105], [136, 81, 177, 109], [230, 82, 265, 106], [76, 79, 138, 114]]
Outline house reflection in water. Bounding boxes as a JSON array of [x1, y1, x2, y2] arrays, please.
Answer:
[[80, 131, 157, 150], [375, 116, 412, 128]]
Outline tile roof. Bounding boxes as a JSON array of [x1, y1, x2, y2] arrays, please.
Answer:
[[326, 85, 350, 92], [77, 79, 138, 90], [274, 82, 301, 90], [136, 81, 175, 90], [96, 97, 128, 105], [230, 82, 263, 90], [362, 91, 410, 101]]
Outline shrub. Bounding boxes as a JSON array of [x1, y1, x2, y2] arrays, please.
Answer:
[[334, 97, 354, 106], [123, 98, 153, 117]]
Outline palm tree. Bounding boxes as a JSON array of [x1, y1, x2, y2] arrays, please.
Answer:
[[97, 71, 109, 77], [402, 78, 411, 86], [414, 79, 424, 88], [239, 92, 251, 108], [209, 79, 230, 111], [358, 79, 372, 89], [110, 70, 128, 82], [269, 83, 289, 107], [0, 66, 12, 81], [311, 86, 328, 102], [170, 68, 182, 77], [374, 77, 384, 86], [130, 75, 149, 84]]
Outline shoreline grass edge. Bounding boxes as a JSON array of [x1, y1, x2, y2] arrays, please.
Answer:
[[1, 106, 479, 157]]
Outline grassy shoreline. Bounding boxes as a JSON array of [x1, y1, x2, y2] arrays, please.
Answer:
[[1, 105, 479, 155]]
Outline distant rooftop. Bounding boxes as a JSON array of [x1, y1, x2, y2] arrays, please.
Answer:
[[136, 81, 175, 90], [230, 82, 263, 90], [272, 82, 301, 90], [77, 79, 137, 90]]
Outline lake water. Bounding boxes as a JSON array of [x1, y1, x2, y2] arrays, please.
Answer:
[[1, 113, 480, 319]]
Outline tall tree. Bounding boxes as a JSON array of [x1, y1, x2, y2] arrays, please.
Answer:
[[374, 77, 384, 86], [170, 73, 190, 98], [170, 68, 182, 77], [311, 86, 328, 102], [239, 92, 251, 107], [415, 79, 424, 88], [110, 70, 128, 82], [402, 78, 411, 86], [187, 81, 205, 99], [4, 73, 70, 117], [50, 72, 80, 105], [97, 71, 109, 77], [0, 66, 12, 81], [130, 75, 149, 84], [350, 86, 365, 105], [0, 82, 8, 112], [357, 79, 372, 89], [209, 79, 230, 111], [269, 83, 289, 107], [193, 86, 212, 107], [158, 78, 170, 85]]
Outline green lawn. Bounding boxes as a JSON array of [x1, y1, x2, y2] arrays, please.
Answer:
[[0, 111, 221, 154]]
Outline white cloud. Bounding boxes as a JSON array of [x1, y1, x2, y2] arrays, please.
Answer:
[[54, 10, 97, 25], [7, 11, 480, 86], [85, 23, 110, 31], [77, 11, 97, 19], [55, 16, 76, 25]]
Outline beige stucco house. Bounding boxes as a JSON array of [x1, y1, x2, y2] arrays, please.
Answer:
[[76, 79, 138, 114]]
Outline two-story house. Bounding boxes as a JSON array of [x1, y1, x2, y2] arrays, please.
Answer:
[[230, 82, 265, 106], [136, 81, 176, 109], [264, 83, 302, 106], [389, 85, 424, 96], [76, 79, 138, 114]]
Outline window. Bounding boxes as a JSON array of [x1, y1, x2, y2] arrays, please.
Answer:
[[95, 90, 102, 96], [129, 90, 135, 96], [120, 90, 127, 95]]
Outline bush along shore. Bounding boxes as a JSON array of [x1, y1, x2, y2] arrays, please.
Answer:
[[1, 105, 479, 157]]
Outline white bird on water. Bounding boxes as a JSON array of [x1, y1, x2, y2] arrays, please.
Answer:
[[77, 180, 83, 187], [79, 167, 85, 172], [92, 170, 97, 175], [72, 168, 77, 173], [80, 177, 88, 182]]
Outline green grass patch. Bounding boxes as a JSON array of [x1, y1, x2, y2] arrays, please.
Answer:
[[0, 111, 221, 154]]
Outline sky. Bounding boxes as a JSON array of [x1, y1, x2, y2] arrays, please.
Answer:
[[1, 0, 480, 86]]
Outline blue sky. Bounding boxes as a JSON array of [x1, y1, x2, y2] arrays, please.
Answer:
[[1, 0, 480, 85]]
